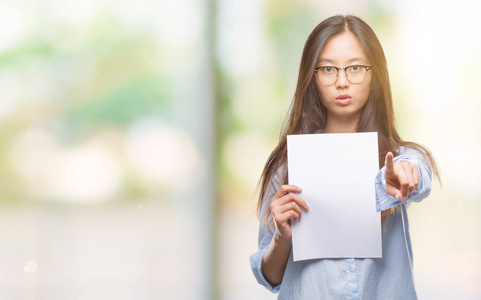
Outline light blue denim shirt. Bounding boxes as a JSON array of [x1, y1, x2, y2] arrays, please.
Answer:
[[250, 146, 433, 300]]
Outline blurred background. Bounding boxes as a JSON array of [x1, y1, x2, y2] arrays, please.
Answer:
[[0, 0, 479, 299]]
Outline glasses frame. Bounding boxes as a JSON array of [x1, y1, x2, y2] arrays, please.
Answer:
[[314, 65, 372, 85]]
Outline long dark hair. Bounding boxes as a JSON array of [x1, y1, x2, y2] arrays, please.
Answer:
[[258, 15, 440, 226]]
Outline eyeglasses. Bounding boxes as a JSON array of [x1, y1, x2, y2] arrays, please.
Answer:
[[314, 65, 372, 85]]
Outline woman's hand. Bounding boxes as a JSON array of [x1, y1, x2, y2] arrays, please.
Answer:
[[269, 185, 309, 241], [384, 152, 419, 203]]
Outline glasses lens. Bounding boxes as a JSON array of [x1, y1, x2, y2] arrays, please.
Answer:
[[346, 66, 367, 84], [317, 68, 337, 85]]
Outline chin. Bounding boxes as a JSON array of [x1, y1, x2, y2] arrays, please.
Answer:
[[331, 107, 362, 118]]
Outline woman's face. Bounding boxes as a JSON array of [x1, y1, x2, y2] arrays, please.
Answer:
[[315, 31, 373, 125]]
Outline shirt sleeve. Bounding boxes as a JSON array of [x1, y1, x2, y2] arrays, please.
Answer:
[[249, 169, 283, 293], [375, 146, 433, 212]]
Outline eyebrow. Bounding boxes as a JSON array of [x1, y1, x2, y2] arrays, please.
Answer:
[[318, 57, 368, 64]]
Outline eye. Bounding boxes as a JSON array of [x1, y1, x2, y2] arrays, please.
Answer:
[[349, 65, 362, 72], [320, 66, 335, 73]]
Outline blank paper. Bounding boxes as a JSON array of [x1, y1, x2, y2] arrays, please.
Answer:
[[287, 132, 381, 261]]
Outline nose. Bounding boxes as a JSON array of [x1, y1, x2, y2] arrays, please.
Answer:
[[336, 69, 349, 89]]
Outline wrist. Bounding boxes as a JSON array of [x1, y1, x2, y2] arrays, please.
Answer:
[[274, 230, 291, 246]]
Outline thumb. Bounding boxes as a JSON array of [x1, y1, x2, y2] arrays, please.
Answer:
[[386, 185, 403, 201]]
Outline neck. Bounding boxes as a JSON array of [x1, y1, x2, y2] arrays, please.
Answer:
[[323, 114, 360, 134]]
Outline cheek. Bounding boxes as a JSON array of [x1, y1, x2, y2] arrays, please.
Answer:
[[360, 85, 371, 100], [316, 86, 331, 105], [359, 79, 373, 101]]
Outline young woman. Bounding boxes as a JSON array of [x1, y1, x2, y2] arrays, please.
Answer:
[[249, 15, 440, 299]]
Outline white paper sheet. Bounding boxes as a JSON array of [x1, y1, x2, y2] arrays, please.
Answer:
[[287, 132, 381, 261]]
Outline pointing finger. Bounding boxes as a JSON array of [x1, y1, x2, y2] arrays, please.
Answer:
[[385, 152, 394, 173]]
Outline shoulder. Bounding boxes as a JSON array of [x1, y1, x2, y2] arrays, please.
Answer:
[[272, 164, 285, 185]]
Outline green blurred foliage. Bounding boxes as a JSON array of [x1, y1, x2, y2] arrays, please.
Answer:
[[0, 10, 172, 205]]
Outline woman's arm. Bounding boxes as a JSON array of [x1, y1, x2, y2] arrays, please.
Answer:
[[375, 147, 433, 211], [261, 185, 308, 286], [261, 226, 292, 286], [250, 184, 309, 291]]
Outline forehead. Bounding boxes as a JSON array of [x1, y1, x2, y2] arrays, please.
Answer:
[[318, 31, 368, 64]]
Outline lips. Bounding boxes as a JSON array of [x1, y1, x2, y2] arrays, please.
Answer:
[[335, 94, 352, 105]]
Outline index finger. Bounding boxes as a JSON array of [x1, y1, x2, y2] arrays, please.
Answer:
[[277, 185, 302, 196], [385, 152, 394, 173], [278, 192, 309, 211]]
